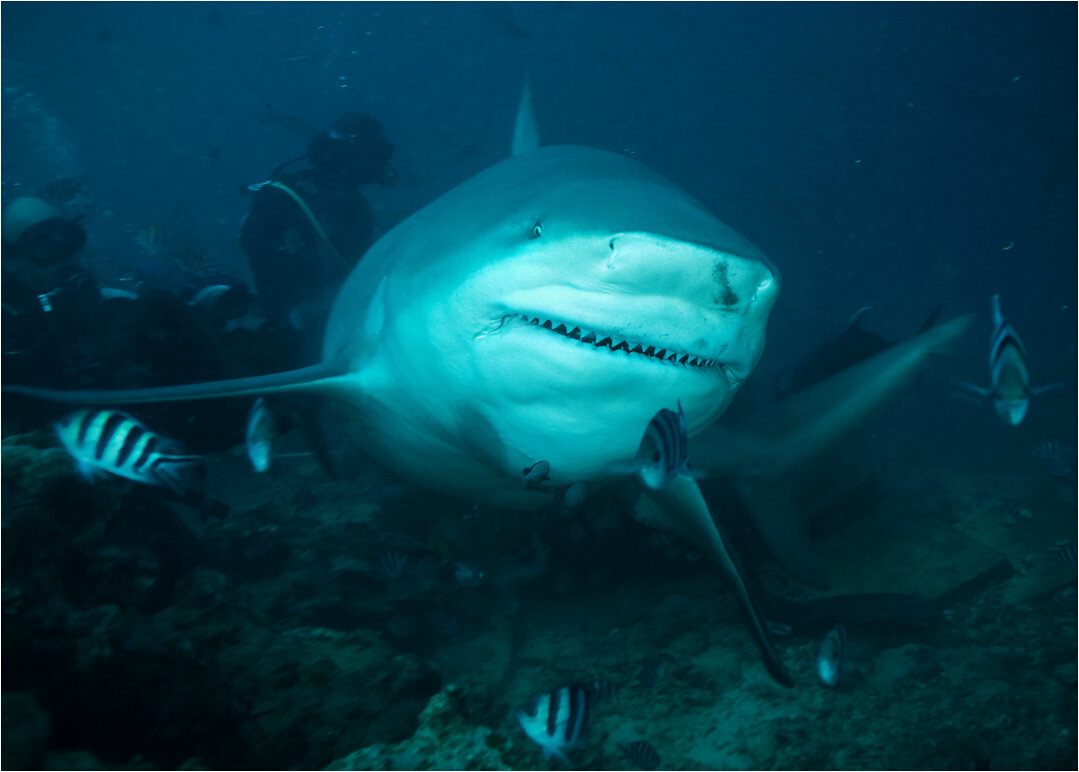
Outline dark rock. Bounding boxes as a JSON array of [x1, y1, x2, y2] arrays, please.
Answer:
[[2, 691, 51, 769]]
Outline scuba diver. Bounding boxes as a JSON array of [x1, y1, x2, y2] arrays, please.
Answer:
[[2, 196, 99, 392], [1, 196, 245, 449], [240, 111, 396, 367], [2, 195, 91, 314]]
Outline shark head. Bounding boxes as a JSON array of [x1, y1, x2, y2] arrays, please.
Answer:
[[325, 146, 779, 503]]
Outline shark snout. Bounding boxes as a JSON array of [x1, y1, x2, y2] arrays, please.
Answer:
[[605, 232, 779, 318]]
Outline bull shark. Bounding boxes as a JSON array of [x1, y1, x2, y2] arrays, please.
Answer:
[[6, 84, 791, 683], [5, 84, 975, 686]]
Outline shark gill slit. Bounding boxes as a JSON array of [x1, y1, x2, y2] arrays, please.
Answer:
[[508, 314, 724, 370]]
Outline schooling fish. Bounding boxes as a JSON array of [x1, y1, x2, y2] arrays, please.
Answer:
[[54, 409, 201, 493], [618, 400, 705, 489], [516, 680, 611, 764], [817, 623, 846, 687], [959, 295, 1061, 425]]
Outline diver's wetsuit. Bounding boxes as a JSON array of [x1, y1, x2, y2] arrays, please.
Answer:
[[240, 168, 374, 331]]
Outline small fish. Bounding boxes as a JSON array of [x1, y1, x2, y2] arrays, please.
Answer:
[[453, 561, 487, 588], [586, 678, 613, 704], [817, 623, 846, 687], [516, 680, 609, 764], [1033, 441, 1077, 479], [522, 459, 550, 489], [1051, 542, 1076, 565], [135, 224, 168, 256], [564, 520, 588, 543], [54, 409, 201, 493], [647, 530, 675, 551], [958, 295, 1061, 425], [245, 398, 277, 473], [373, 551, 409, 582], [637, 654, 665, 690], [99, 287, 139, 301], [1034, 440, 1067, 460], [170, 235, 222, 278], [188, 284, 233, 307], [766, 621, 794, 637], [620, 400, 705, 489], [618, 740, 660, 770], [224, 313, 268, 333], [275, 54, 314, 63]]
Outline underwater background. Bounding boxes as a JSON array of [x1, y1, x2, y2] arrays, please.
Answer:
[[1, 2, 1076, 770]]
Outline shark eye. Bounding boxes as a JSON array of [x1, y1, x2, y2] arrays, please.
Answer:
[[529, 220, 543, 240]]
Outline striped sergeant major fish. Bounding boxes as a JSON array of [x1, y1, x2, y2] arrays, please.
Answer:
[[959, 295, 1061, 426], [617, 399, 706, 489], [516, 679, 611, 764], [54, 409, 202, 493], [817, 623, 846, 687], [618, 739, 660, 770]]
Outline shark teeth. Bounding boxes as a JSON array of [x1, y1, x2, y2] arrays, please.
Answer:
[[513, 315, 724, 370]]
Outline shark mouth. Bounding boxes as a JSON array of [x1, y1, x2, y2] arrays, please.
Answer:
[[511, 314, 726, 370]]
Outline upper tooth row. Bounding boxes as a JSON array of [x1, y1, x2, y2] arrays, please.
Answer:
[[518, 315, 721, 368]]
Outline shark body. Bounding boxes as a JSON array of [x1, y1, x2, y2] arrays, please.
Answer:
[[7, 102, 792, 681], [7, 88, 976, 687]]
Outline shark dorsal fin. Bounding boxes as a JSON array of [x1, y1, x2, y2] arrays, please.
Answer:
[[512, 73, 540, 156]]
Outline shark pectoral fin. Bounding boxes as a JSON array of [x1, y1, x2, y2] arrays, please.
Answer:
[[731, 476, 830, 589], [623, 477, 793, 687], [3, 361, 354, 405]]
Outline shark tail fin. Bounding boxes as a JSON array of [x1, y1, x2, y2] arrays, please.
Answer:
[[3, 361, 352, 406], [695, 313, 976, 589], [512, 72, 540, 156]]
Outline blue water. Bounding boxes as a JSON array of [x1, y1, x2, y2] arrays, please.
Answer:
[[2, 3, 1075, 769]]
